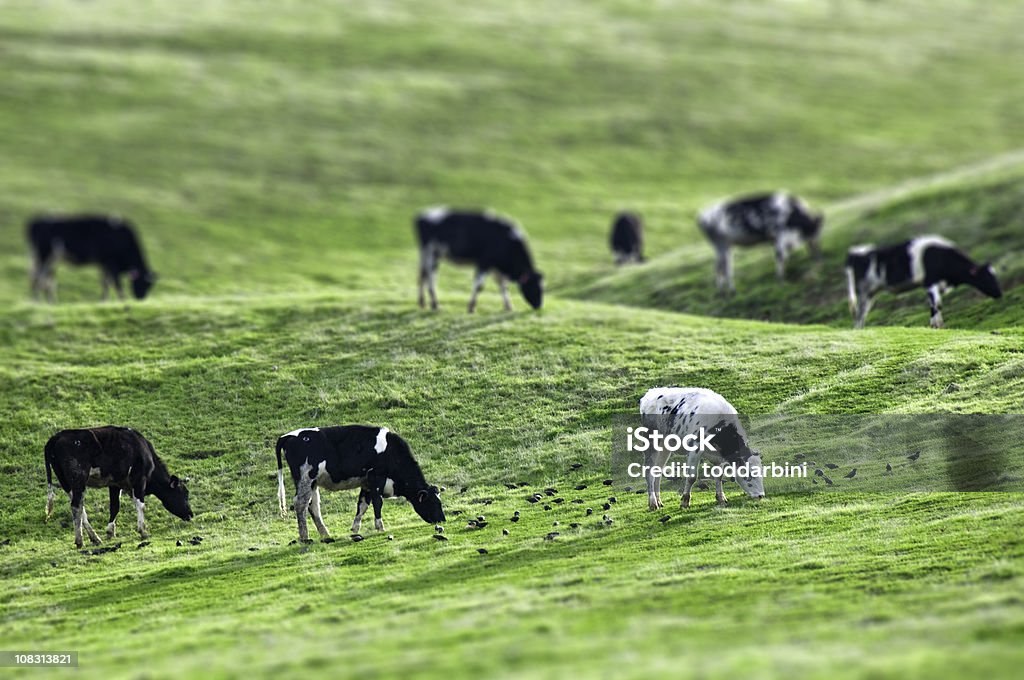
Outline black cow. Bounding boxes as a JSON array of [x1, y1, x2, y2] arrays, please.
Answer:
[[415, 207, 544, 312], [698, 192, 823, 292], [845, 235, 1002, 329], [275, 426, 445, 543], [610, 211, 645, 265], [27, 214, 157, 301], [44, 426, 193, 548]]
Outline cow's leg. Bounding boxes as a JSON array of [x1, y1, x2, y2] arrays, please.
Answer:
[[774, 237, 788, 280], [426, 250, 441, 311], [927, 285, 944, 328], [70, 489, 86, 548], [111, 274, 125, 301], [418, 247, 430, 309], [307, 486, 331, 539], [351, 489, 370, 533], [715, 244, 735, 293], [645, 448, 670, 510], [101, 273, 112, 301], [370, 491, 385, 532], [30, 257, 47, 301], [497, 275, 512, 311], [681, 451, 701, 509], [808, 236, 822, 262], [133, 494, 149, 539], [81, 505, 102, 545], [106, 487, 121, 538], [854, 291, 874, 329], [293, 477, 313, 543], [467, 269, 487, 313], [715, 475, 728, 505]]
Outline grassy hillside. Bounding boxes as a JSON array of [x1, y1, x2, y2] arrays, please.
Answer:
[[2, 1, 1024, 679]]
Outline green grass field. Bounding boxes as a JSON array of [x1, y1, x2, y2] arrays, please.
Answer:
[[2, 1, 1024, 678]]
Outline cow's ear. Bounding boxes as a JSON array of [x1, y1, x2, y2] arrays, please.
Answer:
[[417, 490, 428, 502], [169, 475, 180, 489]]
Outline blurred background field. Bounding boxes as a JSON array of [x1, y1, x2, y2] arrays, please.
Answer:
[[1, 1, 1023, 678]]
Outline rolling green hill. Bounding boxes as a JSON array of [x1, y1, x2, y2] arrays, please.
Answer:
[[1, 2, 1023, 679]]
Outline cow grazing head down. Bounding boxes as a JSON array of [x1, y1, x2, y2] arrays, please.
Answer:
[[734, 452, 766, 500], [157, 475, 194, 521], [518, 272, 544, 309], [129, 270, 157, 300], [411, 485, 446, 523], [972, 264, 1002, 299]]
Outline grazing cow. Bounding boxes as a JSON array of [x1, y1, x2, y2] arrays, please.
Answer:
[[415, 207, 544, 312], [845, 235, 1002, 329], [275, 426, 445, 543], [698, 192, 823, 292], [27, 214, 157, 302], [44, 426, 193, 548], [610, 211, 645, 265], [639, 387, 765, 510]]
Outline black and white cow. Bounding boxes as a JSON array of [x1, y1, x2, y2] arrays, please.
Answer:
[[27, 214, 157, 302], [44, 426, 193, 548], [415, 207, 544, 312], [275, 425, 445, 543], [610, 211, 645, 265], [639, 387, 765, 510], [698, 192, 823, 292], [845, 235, 1002, 329]]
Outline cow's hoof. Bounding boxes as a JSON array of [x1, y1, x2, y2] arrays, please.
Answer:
[[300, 538, 314, 545]]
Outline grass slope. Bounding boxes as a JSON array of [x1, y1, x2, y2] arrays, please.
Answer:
[[2, 1, 1024, 678]]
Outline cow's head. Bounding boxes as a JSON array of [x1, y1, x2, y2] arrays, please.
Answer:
[[970, 263, 1002, 299], [158, 475, 194, 521], [735, 452, 766, 500], [410, 485, 445, 524], [129, 270, 157, 300], [518, 271, 544, 310]]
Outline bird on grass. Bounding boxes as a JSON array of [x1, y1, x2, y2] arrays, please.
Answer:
[[844, 469, 857, 479], [907, 451, 921, 461], [886, 462, 893, 473]]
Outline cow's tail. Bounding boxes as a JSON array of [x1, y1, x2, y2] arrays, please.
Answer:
[[275, 438, 287, 516], [44, 443, 55, 520]]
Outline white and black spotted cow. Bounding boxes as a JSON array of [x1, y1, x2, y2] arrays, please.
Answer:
[[275, 425, 445, 543], [44, 426, 193, 548], [845, 235, 1002, 329], [698, 192, 823, 292], [610, 211, 645, 265], [415, 207, 544, 312], [639, 387, 765, 510], [27, 214, 157, 302]]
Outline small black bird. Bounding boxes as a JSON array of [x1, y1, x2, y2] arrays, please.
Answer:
[[466, 520, 478, 528], [504, 483, 518, 490], [794, 453, 806, 460], [552, 521, 559, 527], [815, 469, 824, 477], [571, 499, 584, 504], [570, 523, 581, 529], [476, 521, 488, 529], [502, 529, 510, 536], [844, 468, 857, 479], [823, 475, 834, 486], [585, 508, 594, 516], [433, 534, 448, 541], [544, 488, 557, 496], [824, 463, 839, 470], [602, 479, 614, 486], [553, 498, 565, 504], [435, 525, 444, 534], [477, 548, 488, 555], [387, 535, 394, 541], [544, 532, 560, 541], [321, 537, 336, 544], [907, 451, 921, 461], [811, 478, 818, 485], [574, 484, 587, 491], [351, 534, 364, 542], [886, 462, 893, 473], [570, 463, 583, 470], [477, 515, 486, 522], [510, 516, 520, 523], [603, 518, 614, 526], [459, 486, 468, 494], [658, 515, 671, 524], [602, 503, 611, 511], [527, 497, 540, 504], [543, 505, 552, 511]]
